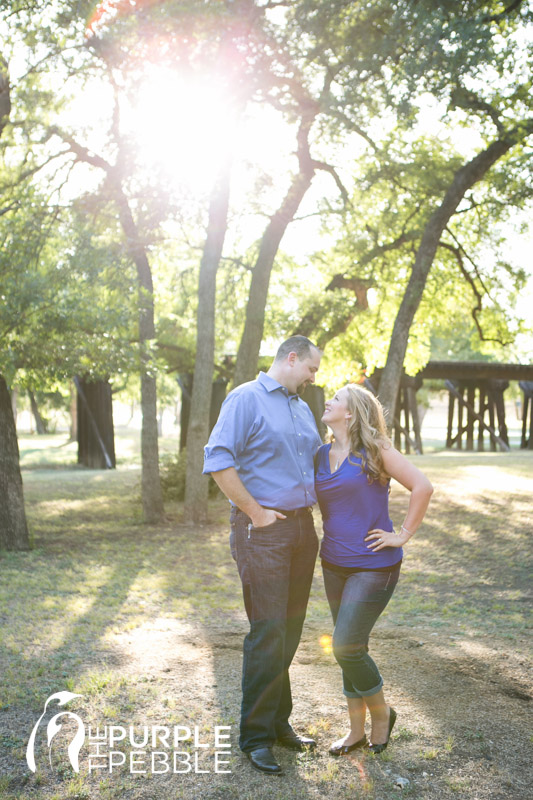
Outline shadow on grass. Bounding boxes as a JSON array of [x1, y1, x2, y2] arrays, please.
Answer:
[[1, 454, 531, 798]]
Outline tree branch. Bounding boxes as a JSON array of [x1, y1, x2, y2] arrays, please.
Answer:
[[311, 159, 350, 205], [443, 227, 491, 290], [359, 229, 421, 269], [259, 0, 292, 7], [0, 200, 18, 218], [47, 126, 114, 173], [328, 108, 380, 152], [0, 149, 72, 190], [449, 85, 505, 135], [219, 255, 253, 272], [438, 239, 513, 346], [325, 275, 373, 309], [482, 0, 525, 23]]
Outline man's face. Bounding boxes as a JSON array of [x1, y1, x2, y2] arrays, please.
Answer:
[[292, 347, 321, 393]]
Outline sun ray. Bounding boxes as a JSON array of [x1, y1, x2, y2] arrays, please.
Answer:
[[122, 64, 236, 191], [86, 0, 163, 38]]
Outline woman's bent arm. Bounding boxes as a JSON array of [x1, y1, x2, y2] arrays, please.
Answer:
[[365, 445, 433, 551]]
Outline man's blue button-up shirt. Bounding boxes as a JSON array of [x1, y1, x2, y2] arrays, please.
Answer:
[[203, 371, 322, 509]]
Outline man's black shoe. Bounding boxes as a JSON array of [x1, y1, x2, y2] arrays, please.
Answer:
[[246, 747, 282, 774], [276, 731, 317, 751]]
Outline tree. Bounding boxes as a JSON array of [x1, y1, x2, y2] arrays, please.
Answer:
[[0, 375, 30, 550], [373, 1, 533, 412], [228, 0, 477, 386], [2, 0, 174, 521], [0, 54, 29, 550], [0, 168, 138, 546], [290, 125, 531, 392], [183, 158, 234, 522], [255, 0, 533, 413], [378, 121, 533, 414], [182, 14, 251, 522], [179, 0, 533, 505], [232, 102, 322, 386]]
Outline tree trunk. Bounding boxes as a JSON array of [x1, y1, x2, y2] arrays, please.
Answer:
[[0, 375, 30, 551], [11, 386, 17, 426], [76, 377, 116, 469], [232, 113, 317, 387], [0, 57, 11, 136], [184, 159, 233, 523], [28, 389, 47, 434], [178, 374, 192, 452], [69, 381, 77, 442], [378, 124, 533, 417], [115, 188, 164, 523]]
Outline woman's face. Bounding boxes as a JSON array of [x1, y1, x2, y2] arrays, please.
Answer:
[[321, 388, 351, 426]]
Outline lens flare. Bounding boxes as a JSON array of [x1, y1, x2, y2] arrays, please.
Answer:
[[120, 64, 236, 191], [319, 634, 332, 655], [86, 0, 163, 37]]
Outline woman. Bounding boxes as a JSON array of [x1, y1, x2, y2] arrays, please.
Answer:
[[315, 384, 433, 755]]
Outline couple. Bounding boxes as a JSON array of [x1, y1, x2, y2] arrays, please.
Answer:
[[203, 336, 433, 775]]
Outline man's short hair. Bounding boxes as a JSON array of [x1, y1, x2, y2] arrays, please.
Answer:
[[274, 335, 319, 362]]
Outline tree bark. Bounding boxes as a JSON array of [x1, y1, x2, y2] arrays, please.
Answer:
[[11, 386, 17, 426], [0, 375, 30, 550], [28, 390, 47, 434], [0, 57, 10, 136], [378, 121, 533, 417], [232, 111, 318, 387], [76, 377, 116, 469], [115, 189, 164, 522], [184, 159, 233, 523], [69, 381, 77, 442]]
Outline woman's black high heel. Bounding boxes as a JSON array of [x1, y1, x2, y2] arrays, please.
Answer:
[[368, 707, 397, 754], [329, 734, 368, 756]]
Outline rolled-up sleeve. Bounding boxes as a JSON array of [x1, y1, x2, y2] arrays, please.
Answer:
[[203, 391, 252, 475]]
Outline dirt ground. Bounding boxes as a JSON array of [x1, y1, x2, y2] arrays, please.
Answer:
[[84, 606, 532, 799], [0, 453, 531, 799]]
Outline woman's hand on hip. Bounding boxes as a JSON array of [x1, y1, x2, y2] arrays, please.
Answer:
[[365, 528, 406, 551]]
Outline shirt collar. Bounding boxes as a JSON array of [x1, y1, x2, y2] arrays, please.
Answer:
[[257, 371, 299, 399]]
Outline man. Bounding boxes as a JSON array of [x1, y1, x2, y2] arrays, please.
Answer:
[[203, 336, 322, 775]]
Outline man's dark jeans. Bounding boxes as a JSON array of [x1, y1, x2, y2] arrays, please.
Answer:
[[230, 507, 318, 753]]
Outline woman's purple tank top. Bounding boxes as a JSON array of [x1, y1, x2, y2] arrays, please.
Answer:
[[315, 443, 403, 569]]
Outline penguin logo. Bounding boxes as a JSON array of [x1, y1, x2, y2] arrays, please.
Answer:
[[26, 691, 85, 773]]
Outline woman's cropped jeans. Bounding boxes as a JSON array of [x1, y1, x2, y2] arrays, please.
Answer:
[[322, 562, 401, 698]]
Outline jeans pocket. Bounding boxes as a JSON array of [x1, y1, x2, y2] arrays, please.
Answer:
[[348, 568, 400, 603], [250, 520, 278, 532]]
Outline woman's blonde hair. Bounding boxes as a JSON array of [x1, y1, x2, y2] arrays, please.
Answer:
[[333, 384, 391, 484]]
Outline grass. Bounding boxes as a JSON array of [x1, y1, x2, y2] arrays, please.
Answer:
[[17, 427, 180, 469], [0, 438, 531, 799]]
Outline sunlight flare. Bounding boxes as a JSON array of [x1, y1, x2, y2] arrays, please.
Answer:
[[123, 65, 236, 191]]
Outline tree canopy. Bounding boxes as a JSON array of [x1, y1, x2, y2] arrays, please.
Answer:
[[1, 0, 532, 539]]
